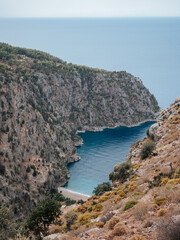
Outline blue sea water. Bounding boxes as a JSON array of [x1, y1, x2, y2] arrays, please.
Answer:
[[0, 18, 179, 195], [0, 18, 180, 108], [64, 122, 154, 195]]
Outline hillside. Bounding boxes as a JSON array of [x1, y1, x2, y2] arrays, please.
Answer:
[[0, 43, 159, 218], [45, 97, 180, 240]]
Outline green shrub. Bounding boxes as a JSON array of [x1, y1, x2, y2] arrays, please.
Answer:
[[26, 165, 31, 173], [109, 162, 131, 182], [124, 200, 138, 211], [27, 197, 61, 237], [0, 205, 16, 240], [93, 182, 112, 196], [140, 141, 155, 159], [53, 192, 76, 206], [0, 164, 5, 175]]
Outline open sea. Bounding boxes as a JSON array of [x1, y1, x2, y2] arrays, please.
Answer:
[[0, 18, 179, 195]]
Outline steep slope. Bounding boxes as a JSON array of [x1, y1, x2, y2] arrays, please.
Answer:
[[48, 97, 180, 240], [0, 43, 159, 217]]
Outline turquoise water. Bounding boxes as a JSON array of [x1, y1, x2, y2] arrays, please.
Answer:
[[64, 122, 154, 195], [0, 18, 180, 108]]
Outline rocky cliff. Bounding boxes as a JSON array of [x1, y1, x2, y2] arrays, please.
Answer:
[[0, 43, 159, 217]]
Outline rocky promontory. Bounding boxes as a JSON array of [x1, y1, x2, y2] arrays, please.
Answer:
[[0, 43, 159, 217]]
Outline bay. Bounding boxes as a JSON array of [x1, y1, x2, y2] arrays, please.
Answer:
[[64, 121, 154, 195]]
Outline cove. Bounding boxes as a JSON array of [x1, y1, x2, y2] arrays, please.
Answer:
[[63, 121, 154, 195]]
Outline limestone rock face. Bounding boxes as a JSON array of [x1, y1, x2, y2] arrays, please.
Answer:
[[149, 96, 180, 141], [0, 43, 159, 217]]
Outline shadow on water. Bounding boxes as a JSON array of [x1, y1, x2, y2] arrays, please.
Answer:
[[63, 121, 155, 195]]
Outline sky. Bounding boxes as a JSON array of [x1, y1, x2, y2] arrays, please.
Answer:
[[0, 0, 180, 18]]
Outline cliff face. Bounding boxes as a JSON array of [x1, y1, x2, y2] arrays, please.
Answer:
[[0, 43, 159, 217], [48, 97, 180, 240]]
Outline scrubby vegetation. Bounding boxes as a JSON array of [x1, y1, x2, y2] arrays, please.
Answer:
[[27, 197, 61, 238], [124, 200, 138, 211], [140, 141, 155, 159], [93, 182, 112, 196], [109, 162, 131, 182], [0, 205, 17, 240], [53, 192, 76, 206], [64, 210, 78, 230]]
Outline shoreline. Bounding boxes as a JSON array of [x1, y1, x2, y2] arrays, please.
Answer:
[[76, 118, 157, 135], [58, 187, 91, 201]]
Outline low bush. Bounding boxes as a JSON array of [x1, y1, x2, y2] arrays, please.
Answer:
[[76, 206, 87, 213], [77, 213, 91, 225], [53, 192, 76, 206], [112, 222, 126, 236], [140, 141, 155, 159], [64, 210, 78, 230], [108, 217, 119, 229], [0, 164, 5, 175], [124, 200, 138, 211], [98, 195, 109, 203], [93, 182, 112, 196], [96, 222, 104, 228], [92, 203, 103, 212], [109, 162, 131, 182], [168, 178, 180, 185], [91, 212, 102, 219], [154, 196, 167, 206], [157, 209, 167, 217]]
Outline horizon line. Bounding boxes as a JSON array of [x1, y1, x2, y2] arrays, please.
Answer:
[[0, 16, 180, 19]]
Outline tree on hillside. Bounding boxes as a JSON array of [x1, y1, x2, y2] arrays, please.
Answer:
[[0, 204, 16, 240], [27, 197, 61, 239]]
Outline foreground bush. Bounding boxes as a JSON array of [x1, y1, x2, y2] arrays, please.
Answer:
[[154, 196, 168, 206], [140, 141, 155, 159], [112, 222, 126, 236], [124, 200, 138, 211], [77, 213, 91, 225], [109, 162, 131, 182], [64, 210, 78, 230], [93, 182, 112, 196]]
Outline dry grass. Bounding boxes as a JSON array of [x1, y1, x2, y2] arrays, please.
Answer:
[[156, 217, 180, 240], [134, 202, 149, 221], [111, 222, 126, 237], [107, 217, 120, 230], [130, 235, 148, 240]]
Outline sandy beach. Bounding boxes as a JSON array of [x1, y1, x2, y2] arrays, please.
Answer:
[[58, 187, 91, 201]]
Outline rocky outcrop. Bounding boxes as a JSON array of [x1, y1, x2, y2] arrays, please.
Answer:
[[0, 43, 159, 217]]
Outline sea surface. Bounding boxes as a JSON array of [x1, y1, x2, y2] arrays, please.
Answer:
[[64, 122, 154, 195], [0, 18, 180, 108]]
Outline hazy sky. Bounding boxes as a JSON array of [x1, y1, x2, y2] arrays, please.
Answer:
[[0, 0, 180, 18]]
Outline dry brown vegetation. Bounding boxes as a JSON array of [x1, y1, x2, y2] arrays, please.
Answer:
[[46, 99, 180, 240]]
